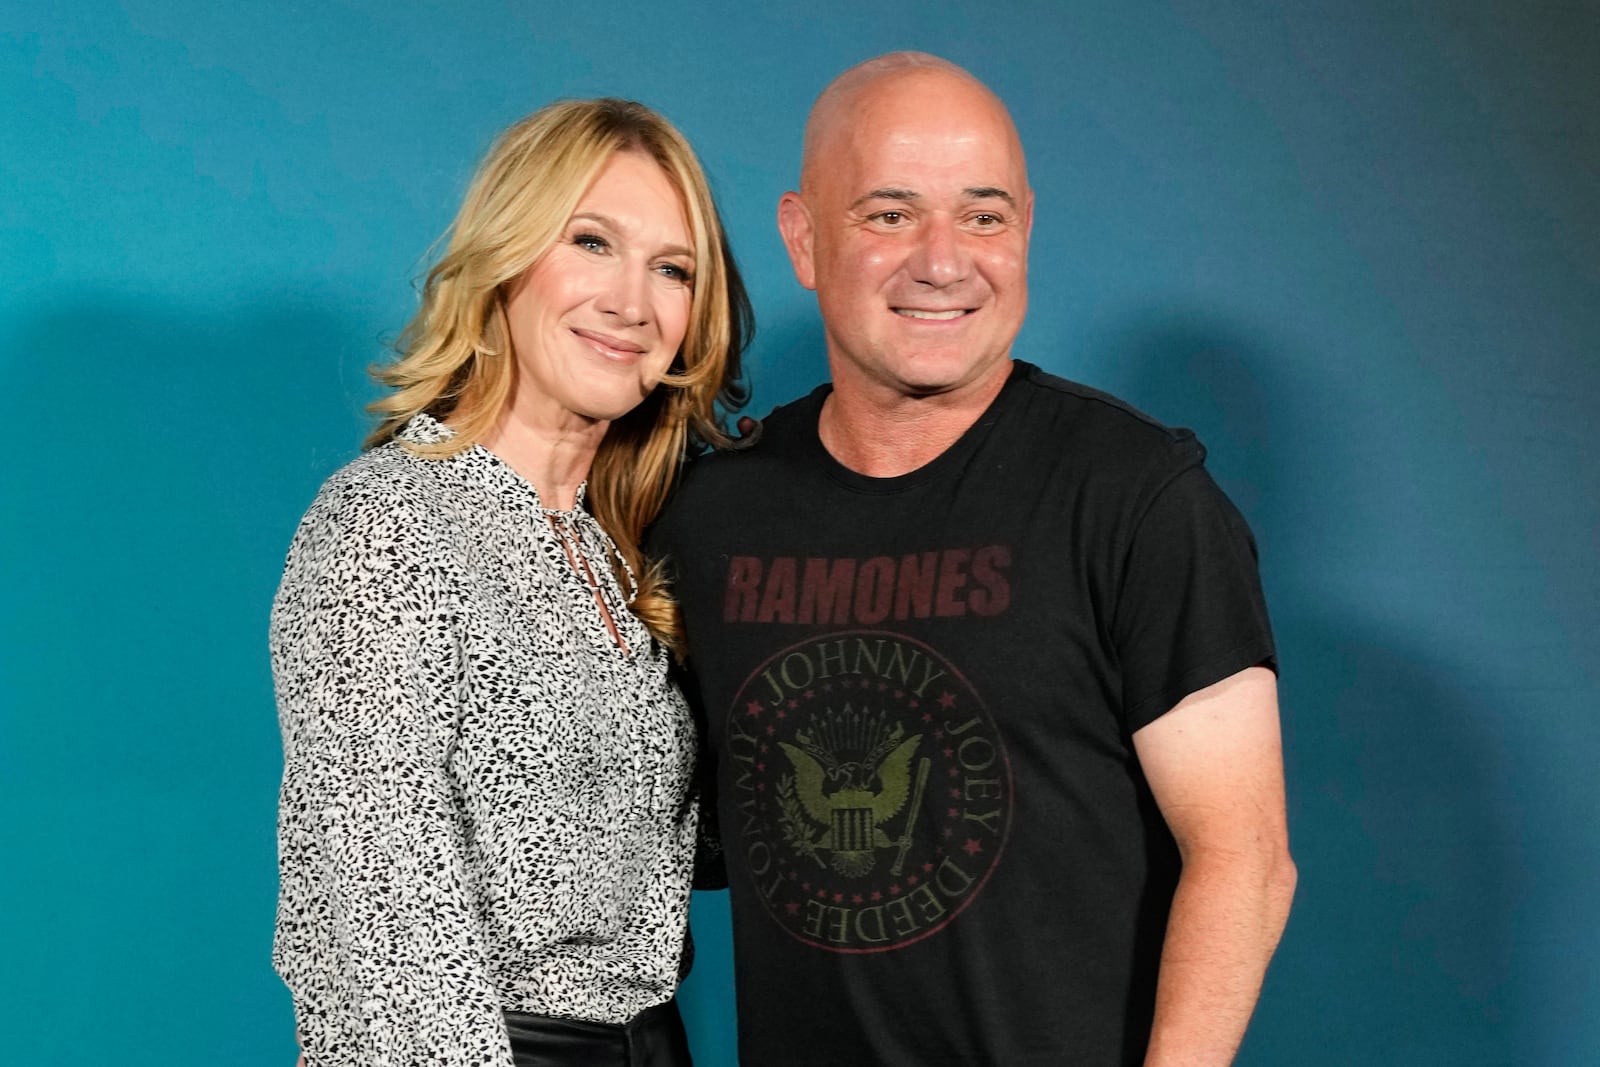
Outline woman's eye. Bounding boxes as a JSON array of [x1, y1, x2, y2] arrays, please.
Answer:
[[657, 263, 694, 284], [573, 232, 608, 252]]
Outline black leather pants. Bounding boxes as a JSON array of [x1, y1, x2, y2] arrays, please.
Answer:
[[502, 999, 692, 1067]]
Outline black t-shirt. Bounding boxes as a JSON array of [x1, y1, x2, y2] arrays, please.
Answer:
[[654, 361, 1275, 1065]]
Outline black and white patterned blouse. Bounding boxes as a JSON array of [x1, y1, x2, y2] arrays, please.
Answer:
[[270, 413, 696, 1066]]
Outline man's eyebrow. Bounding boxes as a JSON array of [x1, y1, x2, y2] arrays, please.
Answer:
[[848, 186, 1018, 210], [964, 186, 1017, 207], [849, 187, 919, 210]]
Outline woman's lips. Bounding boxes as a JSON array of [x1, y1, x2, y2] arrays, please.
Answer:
[[572, 327, 647, 358]]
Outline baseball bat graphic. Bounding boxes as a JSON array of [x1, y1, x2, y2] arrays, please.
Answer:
[[890, 756, 932, 877]]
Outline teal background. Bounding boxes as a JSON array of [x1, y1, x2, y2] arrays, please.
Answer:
[[3, 1, 1596, 1063]]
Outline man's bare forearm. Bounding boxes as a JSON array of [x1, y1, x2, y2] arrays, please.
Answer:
[[1132, 668, 1295, 1066], [1142, 842, 1296, 1066]]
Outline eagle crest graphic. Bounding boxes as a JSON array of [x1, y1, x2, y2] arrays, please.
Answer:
[[776, 705, 929, 878]]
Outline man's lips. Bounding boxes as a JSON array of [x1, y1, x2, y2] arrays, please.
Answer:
[[892, 308, 971, 321], [572, 328, 647, 357]]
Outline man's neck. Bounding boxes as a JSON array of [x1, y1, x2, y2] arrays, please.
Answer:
[[817, 360, 1013, 478]]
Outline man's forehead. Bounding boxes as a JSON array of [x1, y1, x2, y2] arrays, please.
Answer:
[[824, 111, 1028, 203], [806, 56, 989, 140], [801, 61, 1027, 195]]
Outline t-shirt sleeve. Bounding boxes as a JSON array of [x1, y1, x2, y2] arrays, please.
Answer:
[[1112, 461, 1276, 733], [270, 485, 515, 1066]]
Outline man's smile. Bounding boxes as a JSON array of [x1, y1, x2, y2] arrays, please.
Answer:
[[892, 307, 971, 320]]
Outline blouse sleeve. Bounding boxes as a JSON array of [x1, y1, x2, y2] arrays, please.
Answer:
[[269, 480, 514, 1067]]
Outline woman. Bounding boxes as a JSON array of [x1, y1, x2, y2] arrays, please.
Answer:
[[270, 98, 749, 1066]]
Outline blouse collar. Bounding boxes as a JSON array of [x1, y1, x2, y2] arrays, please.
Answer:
[[397, 411, 590, 513]]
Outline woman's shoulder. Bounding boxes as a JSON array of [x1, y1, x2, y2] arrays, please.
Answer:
[[288, 443, 459, 564], [307, 441, 425, 511]]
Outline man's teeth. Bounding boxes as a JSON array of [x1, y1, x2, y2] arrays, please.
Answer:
[[894, 308, 966, 320]]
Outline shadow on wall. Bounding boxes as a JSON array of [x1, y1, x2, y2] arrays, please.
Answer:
[[0, 293, 820, 1065], [1094, 313, 1521, 1065], [0, 294, 381, 1066], [738, 309, 830, 417]]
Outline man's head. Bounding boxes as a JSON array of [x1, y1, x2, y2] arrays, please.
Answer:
[[778, 53, 1032, 403]]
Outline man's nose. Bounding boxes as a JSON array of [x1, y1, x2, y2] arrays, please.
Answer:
[[907, 215, 970, 288]]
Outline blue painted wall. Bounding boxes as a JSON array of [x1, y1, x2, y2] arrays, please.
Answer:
[[3, 2, 1594, 1063]]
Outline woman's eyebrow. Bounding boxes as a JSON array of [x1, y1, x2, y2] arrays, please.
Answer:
[[569, 211, 620, 230], [569, 212, 693, 257]]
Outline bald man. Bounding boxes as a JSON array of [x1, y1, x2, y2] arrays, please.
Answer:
[[654, 53, 1295, 1065]]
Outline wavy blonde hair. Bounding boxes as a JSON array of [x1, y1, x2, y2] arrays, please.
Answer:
[[366, 98, 751, 650]]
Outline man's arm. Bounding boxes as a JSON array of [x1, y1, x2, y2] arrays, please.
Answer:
[[1132, 665, 1296, 1066]]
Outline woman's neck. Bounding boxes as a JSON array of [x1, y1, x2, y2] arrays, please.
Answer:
[[477, 403, 610, 511]]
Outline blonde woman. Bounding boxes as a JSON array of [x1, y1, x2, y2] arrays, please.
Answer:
[[270, 98, 749, 1067]]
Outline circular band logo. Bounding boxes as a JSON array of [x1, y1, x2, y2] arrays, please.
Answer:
[[725, 630, 1011, 953]]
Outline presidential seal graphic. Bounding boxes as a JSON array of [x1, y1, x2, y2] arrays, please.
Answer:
[[725, 631, 1012, 952]]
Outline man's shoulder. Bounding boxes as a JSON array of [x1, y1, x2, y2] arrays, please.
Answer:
[[1011, 361, 1194, 443], [683, 387, 825, 484], [1005, 361, 1205, 475], [651, 384, 827, 548]]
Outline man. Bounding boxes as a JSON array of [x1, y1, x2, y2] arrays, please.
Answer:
[[655, 52, 1295, 1065]]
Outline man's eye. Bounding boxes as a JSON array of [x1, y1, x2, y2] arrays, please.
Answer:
[[971, 213, 1002, 227], [873, 211, 906, 226]]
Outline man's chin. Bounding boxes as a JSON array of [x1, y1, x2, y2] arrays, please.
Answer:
[[887, 352, 1010, 399]]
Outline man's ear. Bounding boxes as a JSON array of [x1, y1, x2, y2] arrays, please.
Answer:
[[777, 191, 818, 291]]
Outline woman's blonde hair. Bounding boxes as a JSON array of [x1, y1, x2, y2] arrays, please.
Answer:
[[366, 98, 751, 650]]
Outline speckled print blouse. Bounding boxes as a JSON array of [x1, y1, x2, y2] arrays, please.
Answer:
[[270, 414, 696, 1066]]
